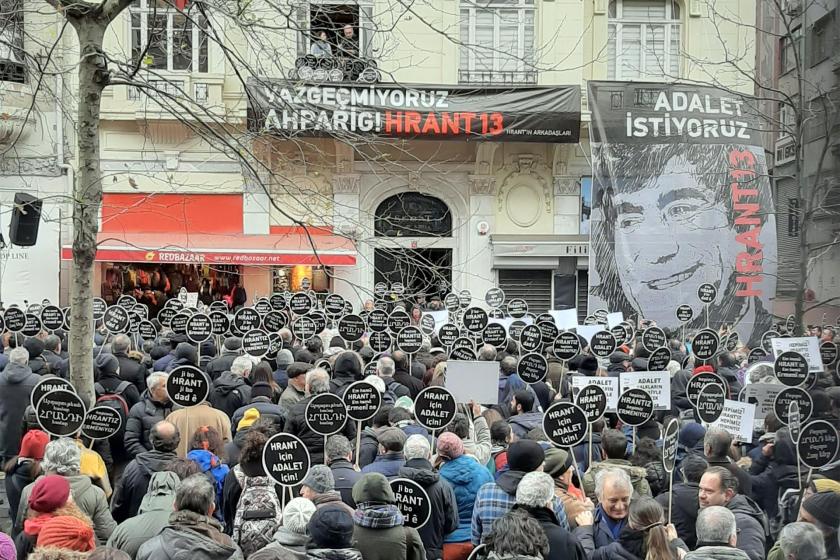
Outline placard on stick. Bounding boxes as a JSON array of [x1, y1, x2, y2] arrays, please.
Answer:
[[590, 331, 617, 358], [616, 388, 654, 427], [518, 325, 542, 352], [31, 376, 74, 410], [641, 327, 666, 353], [391, 478, 432, 529], [343, 381, 382, 422], [542, 401, 588, 448], [648, 347, 671, 372], [662, 419, 679, 473], [166, 366, 209, 407], [620, 371, 670, 410], [517, 353, 548, 385], [36, 389, 86, 437], [571, 377, 619, 412], [774, 387, 813, 426], [338, 314, 366, 343], [102, 305, 130, 334], [305, 393, 348, 436], [691, 329, 720, 361], [445, 361, 500, 404], [553, 332, 580, 361], [774, 351, 809, 387], [397, 326, 424, 354], [697, 383, 726, 423], [709, 400, 756, 443], [687, 372, 726, 408], [263, 433, 311, 487], [81, 406, 124, 440], [186, 313, 213, 344], [242, 329, 271, 358], [576, 385, 607, 423], [414, 387, 457, 432], [797, 420, 840, 469]]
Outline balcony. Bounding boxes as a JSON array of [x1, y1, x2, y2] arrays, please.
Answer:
[[458, 69, 538, 86], [289, 55, 380, 83]]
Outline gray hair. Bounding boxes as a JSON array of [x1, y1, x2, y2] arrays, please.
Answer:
[[9, 346, 29, 366], [595, 467, 633, 499], [325, 435, 353, 462], [377, 356, 395, 377], [175, 474, 216, 515], [231, 355, 253, 376], [696, 506, 736, 543], [515, 471, 556, 508], [112, 334, 131, 354], [42, 437, 81, 475], [780, 522, 826, 560], [279, 328, 293, 343], [478, 344, 497, 361], [306, 368, 331, 394], [404, 434, 431, 460], [148, 371, 169, 391]]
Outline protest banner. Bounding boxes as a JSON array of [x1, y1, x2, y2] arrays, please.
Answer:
[[620, 371, 670, 410], [662, 418, 679, 524], [263, 433, 310, 488], [710, 400, 756, 442], [572, 376, 619, 412], [771, 337, 823, 374], [167, 366, 210, 407], [391, 478, 432, 529], [444, 361, 499, 404], [543, 402, 588, 449], [36, 389, 86, 437]]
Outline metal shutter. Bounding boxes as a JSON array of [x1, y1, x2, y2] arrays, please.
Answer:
[[498, 269, 552, 314], [776, 177, 800, 295], [577, 269, 589, 323]]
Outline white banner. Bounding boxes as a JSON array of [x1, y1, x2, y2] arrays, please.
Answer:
[[0, 206, 60, 306], [771, 337, 823, 374], [741, 383, 784, 424], [572, 376, 619, 412], [620, 371, 671, 410], [710, 399, 756, 443], [444, 360, 500, 404]]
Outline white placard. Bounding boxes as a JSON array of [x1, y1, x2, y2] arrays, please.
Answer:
[[488, 317, 513, 330], [741, 383, 784, 424], [576, 325, 602, 344], [710, 399, 756, 443], [572, 376, 619, 412], [185, 292, 199, 308], [620, 371, 671, 410], [444, 360, 500, 405], [550, 309, 578, 330], [427, 310, 450, 333], [607, 312, 625, 329], [771, 337, 823, 374]]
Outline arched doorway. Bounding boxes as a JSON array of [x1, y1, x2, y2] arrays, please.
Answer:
[[373, 192, 453, 305]]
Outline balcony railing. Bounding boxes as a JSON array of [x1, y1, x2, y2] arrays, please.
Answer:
[[458, 69, 538, 86]]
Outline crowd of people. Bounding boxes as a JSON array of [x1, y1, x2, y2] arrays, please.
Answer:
[[0, 301, 837, 560]]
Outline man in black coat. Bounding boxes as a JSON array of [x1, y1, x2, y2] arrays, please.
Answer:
[[284, 368, 355, 465], [326, 434, 362, 509], [124, 371, 175, 456], [513, 471, 587, 560], [110, 420, 179, 522], [111, 334, 149, 394], [398, 434, 458, 560], [656, 452, 707, 549], [41, 335, 65, 375], [392, 351, 424, 398], [205, 337, 241, 382], [0, 348, 40, 462]]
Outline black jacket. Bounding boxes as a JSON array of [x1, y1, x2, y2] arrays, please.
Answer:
[[514, 505, 586, 560], [398, 458, 459, 560], [210, 372, 252, 420], [0, 364, 40, 458], [726, 494, 768, 560], [41, 350, 64, 376], [124, 392, 175, 457], [284, 394, 356, 465], [111, 449, 177, 522], [231, 400, 286, 435], [205, 353, 238, 382], [330, 459, 362, 509], [114, 351, 149, 394], [97, 371, 142, 410], [358, 427, 381, 469], [330, 353, 362, 398], [707, 457, 752, 498], [656, 482, 700, 549], [394, 369, 425, 399], [4, 459, 36, 528]]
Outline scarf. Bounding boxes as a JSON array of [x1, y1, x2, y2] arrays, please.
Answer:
[[24, 513, 56, 537], [353, 504, 404, 529]]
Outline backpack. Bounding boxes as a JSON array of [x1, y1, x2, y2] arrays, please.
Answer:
[[211, 385, 245, 419], [382, 380, 401, 406], [232, 465, 283, 557], [94, 381, 131, 425]]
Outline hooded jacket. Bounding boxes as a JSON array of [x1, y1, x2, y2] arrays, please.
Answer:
[[113, 350, 149, 394], [284, 394, 356, 465], [165, 343, 199, 372], [15, 474, 116, 545], [582, 459, 652, 501], [110, 448, 177, 522], [124, 391, 175, 457], [748, 433, 799, 521], [231, 401, 286, 436], [136, 509, 243, 560], [726, 494, 769, 560], [106, 471, 180, 558], [188, 449, 230, 516], [655, 482, 700, 549], [307, 549, 364, 560], [330, 353, 362, 397], [508, 412, 544, 440], [684, 545, 752, 560], [0, 363, 40, 457], [249, 526, 309, 560], [398, 458, 459, 560], [206, 352, 239, 383], [440, 455, 493, 544], [351, 474, 426, 560], [211, 372, 252, 420]]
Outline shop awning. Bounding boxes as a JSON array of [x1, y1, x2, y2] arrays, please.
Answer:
[[61, 231, 357, 266], [490, 234, 589, 268]]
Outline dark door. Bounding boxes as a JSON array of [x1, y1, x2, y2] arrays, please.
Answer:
[[374, 248, 452, 304]]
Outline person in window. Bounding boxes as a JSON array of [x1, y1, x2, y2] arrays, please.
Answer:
[[310, 31, 333, 57], [338, 24, 358, 58]]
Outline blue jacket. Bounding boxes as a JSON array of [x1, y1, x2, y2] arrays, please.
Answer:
[[153, 353, 175, 372], [187, 449, 230, 521], [440, 455, 493, 543], [361, 452, 405, 479], [273, 367, 289, 390]]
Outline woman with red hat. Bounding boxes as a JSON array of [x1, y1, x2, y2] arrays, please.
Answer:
[[3, 430, 49, 528]]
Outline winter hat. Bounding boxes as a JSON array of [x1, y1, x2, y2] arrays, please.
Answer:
[[24, 338, 45, 360], [301, 465, 335, 494], [579, 356, 599, 376], [308, 504, 355, 549], [631, 357, 649, 371], [394, 396, 414, 412], [283, 498, 316, 534], [20, 430, 50, 461], [609, 352, 631, 364], [693, 364, 715, 375], [237, 408, 261, 431], [377, 427, 407, 451], [95, 353, 119, 376], [329, 336, 347, 350], [365, 375, 385, 393], [174, 342, 197, 363], [223, 337, 242, 352], [436, 432, 464, 460], [507, 440, 545, 473], [334, 352, 361, 380], [813, 479, 840, 494], [543, 447, 573, 478], [678, 423, 706, 448], [0, 532, 16, 560], [28, 475, 71, 514], [36, 515, 95, 552], [352, 472, 395, 505], [276, 349, 294, 368], [802, 491, 840, 529], [250, 382, 274, 401], [287, 362, 314, 379]]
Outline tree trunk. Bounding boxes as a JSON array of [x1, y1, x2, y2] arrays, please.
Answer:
[[69, 21, 107, 408]]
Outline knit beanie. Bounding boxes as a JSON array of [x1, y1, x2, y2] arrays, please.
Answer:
[[803, 491, 840, 529], [283, 498, 316, 534], [507, 440, 545, 473], [436, 432, 464, 460], [302, 465, 335, 494], [352, 473, 395, 505], [20, 430, 50, 461], [543, 447, 573, 478], [237, 408, 261, 431], [95, 353, 119, 376], [29, 475, 70, 514], [0, 533, 15, 560], [308, 504, 355, 549], [224, 337, 242, 352], [276, 349, 294, 368], [813, 479, 840, 495], [36, 515, 95, 552], [679, 423, 706, 448]]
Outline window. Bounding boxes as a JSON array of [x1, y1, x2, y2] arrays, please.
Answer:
[[130, 0, 208, 72], [375, 193, 452, 237], [778, 100, 795, 139], [788, 197, 800, 237], [295, 3, 374, 59], [607, 0, 681, 80], [459, 0, 536, 85], [780, 27, 800, 74], [810, 11, 835, 66], [0, 0, 25, 83]]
